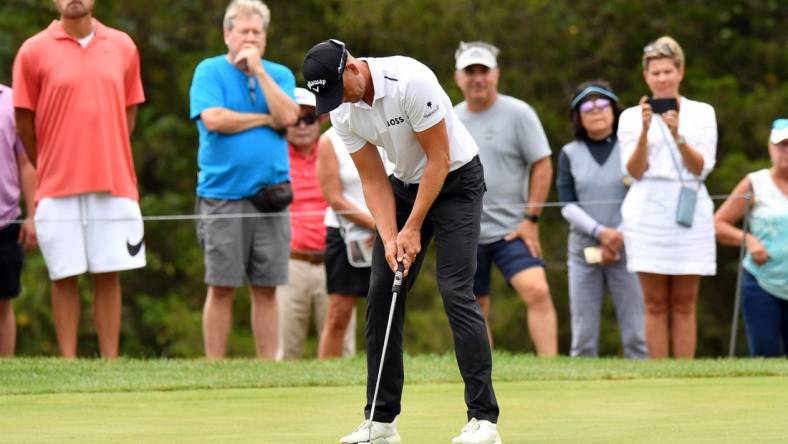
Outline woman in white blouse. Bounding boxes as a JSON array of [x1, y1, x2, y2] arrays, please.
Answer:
[[618, 36, 717, 359]]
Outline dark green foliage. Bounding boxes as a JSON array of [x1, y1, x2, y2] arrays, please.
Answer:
[[1, 0, 785, 357]]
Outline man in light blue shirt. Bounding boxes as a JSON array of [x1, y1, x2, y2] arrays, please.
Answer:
[[189, 0, 299, 360]]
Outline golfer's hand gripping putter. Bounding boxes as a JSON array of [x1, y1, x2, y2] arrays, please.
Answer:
[[392, 262, 404, 294]]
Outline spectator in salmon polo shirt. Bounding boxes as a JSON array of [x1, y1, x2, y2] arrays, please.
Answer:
[[13, 0, 145, 359], [277, 88, 356, 360]]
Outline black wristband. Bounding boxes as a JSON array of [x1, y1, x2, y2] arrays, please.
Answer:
[[523, 213, 540, 223]]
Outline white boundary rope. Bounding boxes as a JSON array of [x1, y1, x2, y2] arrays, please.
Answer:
[[1, 193, 749, 225]]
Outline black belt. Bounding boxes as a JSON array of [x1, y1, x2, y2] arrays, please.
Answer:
[[390, 155, 481, 188]]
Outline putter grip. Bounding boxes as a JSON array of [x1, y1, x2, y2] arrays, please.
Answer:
[[392, 262, 404, 293]]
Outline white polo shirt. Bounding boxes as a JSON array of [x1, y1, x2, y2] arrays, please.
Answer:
[[330, 56, 478, 184]]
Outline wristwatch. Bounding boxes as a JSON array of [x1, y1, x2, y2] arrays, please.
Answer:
[[523, 213, 540, 223], [674, 135, 686, 146]]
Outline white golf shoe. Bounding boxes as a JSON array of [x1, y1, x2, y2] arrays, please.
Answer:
[[339, 419, 402, 444], [451, 418, 502, 444]]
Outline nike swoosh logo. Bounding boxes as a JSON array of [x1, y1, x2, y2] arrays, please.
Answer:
[[127, 237, 144, 257]]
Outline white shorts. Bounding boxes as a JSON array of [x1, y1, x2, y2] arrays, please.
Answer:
[[35, 193, 146, 280]]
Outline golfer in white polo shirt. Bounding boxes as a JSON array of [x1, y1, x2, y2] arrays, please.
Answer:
[[303, 40, 501, 444]]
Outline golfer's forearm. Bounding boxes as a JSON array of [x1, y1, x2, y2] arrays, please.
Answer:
[[363, 179, 398, 241], [404, 158, 448, 231]]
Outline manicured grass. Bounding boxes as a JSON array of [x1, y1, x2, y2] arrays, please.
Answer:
[[1, 378, 787, 443], [2, 353, 788, 396]]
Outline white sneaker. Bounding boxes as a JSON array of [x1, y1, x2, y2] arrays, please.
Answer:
[[339, 419, 402, 444], [451, 418, 502, 444]]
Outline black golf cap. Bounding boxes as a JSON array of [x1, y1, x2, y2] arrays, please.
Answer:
[[302, 39, 347, 114]]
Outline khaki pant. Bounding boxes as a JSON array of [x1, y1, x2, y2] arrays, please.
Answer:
[[276, 258, 356, 360]]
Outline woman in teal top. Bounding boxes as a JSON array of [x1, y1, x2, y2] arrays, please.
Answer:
[[715, 118, 788, 356]]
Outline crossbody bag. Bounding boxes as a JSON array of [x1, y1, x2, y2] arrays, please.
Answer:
[[655, 117, 701, 228]]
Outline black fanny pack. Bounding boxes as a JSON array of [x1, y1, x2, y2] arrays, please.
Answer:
[[248, 181, 293, 213]]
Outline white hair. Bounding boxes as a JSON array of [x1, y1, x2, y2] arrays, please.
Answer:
[[223, 0, 270, 31]]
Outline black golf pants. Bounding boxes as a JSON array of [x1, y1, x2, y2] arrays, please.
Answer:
[[364, 156, 499, 424]]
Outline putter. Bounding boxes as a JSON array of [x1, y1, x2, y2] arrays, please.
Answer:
[[359, 262, 404, 444]]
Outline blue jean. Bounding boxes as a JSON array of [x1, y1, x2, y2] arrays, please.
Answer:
[[741, 270, 788, 357]]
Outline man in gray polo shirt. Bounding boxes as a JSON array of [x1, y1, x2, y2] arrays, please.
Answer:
[[454, 41, 558, 356]]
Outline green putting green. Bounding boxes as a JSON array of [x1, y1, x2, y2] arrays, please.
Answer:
[[2, 377, 786, 443]]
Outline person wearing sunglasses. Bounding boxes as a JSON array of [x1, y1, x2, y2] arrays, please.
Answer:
[[303, 39, 500, 444], [453, 41, 558, 357], [188, 0, 300, 360], [715, 118, 788, 357], [557, 81, 648, 359], [618, 36, 718, 359], [276, 88, 356, 360]]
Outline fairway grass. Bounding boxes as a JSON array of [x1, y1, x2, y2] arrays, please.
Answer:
[[2, 355, 788, 442], [2, 378, 787, 443], [2, 353, 788, 395]]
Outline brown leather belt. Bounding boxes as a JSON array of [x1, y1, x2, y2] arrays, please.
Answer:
[[290, 251, 325, 265]]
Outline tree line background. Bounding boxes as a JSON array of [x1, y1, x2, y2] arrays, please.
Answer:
[[1, 0, 785, 357]]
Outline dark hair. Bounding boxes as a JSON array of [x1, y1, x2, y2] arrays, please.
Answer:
[[570, 80, 622, 140]]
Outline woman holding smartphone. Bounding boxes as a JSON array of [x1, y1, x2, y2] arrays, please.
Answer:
[[618, 36, 717, 359], [557, 80, 647, 358]]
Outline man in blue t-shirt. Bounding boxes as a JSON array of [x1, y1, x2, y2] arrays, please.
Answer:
[[188, 0, 299, 360]]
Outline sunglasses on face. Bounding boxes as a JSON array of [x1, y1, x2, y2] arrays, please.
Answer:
[[296, 113, 319, 126], [579, 98, 611, 114]]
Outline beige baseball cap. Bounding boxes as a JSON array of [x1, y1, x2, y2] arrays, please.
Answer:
[[455, 41, 499, 70]]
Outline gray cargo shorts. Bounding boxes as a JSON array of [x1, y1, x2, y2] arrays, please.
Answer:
[[196, 197, 290, 288]]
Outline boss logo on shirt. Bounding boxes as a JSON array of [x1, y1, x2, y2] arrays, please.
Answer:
[[386, 116, 405, 127]]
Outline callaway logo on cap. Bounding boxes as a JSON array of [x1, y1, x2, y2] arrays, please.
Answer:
[[302, 39, 347, 114]]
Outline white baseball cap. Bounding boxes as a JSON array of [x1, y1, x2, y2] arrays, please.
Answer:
[[294, 87, 317, 108], [455, 41, 499, 70], [770, 118, 788, 144]]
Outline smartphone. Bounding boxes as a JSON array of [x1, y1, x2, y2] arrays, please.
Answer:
[[648, 97, 678, 114]]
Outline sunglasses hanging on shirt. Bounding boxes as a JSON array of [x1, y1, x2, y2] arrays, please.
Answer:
[[247, 76, 257, 106]]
